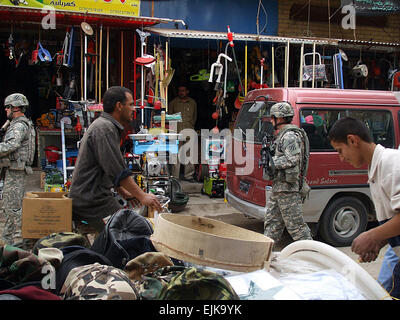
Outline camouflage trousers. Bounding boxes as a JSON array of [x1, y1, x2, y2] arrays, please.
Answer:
[[264, 191, 312, 243], [1, 169, 26, 246]]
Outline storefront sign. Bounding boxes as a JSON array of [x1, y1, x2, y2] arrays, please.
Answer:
[[0, 0, 141, 17], [341, 0, 400, 15]]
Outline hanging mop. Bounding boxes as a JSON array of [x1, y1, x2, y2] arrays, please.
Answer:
[[81, 21, 94, 130]]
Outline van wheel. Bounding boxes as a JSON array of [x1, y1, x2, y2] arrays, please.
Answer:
[[318, 196, 368, 247]]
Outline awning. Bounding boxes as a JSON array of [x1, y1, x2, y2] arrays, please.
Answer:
[[0, 7, 184, 29], [144, 27, 338, 45], [144, 27, 400, 50]]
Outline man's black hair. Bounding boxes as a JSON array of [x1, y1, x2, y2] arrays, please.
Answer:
[[327, 117, 373, 143], [102, 86, 133, 113]]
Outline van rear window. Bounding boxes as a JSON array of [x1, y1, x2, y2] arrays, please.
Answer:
[[234, 101, 277, 143], [300, 108, 395, 150]]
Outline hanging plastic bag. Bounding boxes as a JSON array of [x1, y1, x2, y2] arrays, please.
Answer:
[[302, 52, 327, 82]]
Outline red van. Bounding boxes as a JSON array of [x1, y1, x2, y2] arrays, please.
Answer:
[[225, 88, 400, 246]]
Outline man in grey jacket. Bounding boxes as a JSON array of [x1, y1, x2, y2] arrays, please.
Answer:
[[69, 86, 162, 233]]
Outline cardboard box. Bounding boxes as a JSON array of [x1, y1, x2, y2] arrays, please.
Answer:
[[22, 192, 72, 238], [40, 171, 46, 189]]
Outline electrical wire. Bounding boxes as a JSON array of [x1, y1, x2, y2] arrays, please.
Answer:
[[256, 0, 268, 36], [259, 1, 268, 34]]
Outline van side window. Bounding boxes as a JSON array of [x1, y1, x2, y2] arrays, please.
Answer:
[[300, 110, 335, 150], [300, 109, 395, 150], [348, 110, 394, 148], [234, 101, 276, 144]]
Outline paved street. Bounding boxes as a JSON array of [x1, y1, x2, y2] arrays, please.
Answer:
[[2, 168, 385, 284]]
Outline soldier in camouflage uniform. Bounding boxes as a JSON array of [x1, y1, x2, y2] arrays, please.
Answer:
[[263, 102, 312, 243], [0, 93, 36, 248]]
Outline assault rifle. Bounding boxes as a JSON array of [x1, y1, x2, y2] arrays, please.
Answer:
[[0, 120, 10, 142], [259, 129, 275, 179]]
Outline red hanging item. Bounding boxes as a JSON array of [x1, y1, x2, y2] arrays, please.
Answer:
[[393, 71, 400, 89], [227, 25, 234, 47], [87, 40, 96, 64]]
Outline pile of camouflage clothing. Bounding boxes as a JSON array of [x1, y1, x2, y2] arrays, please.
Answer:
[[0, 210, 239, 300]]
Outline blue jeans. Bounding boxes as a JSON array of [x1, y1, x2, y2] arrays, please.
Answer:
[[378, 246, 399, 292], [392, 262, 400, 299]]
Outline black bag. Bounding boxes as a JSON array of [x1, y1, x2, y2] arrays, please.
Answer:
[[90, 209, 155, 269]]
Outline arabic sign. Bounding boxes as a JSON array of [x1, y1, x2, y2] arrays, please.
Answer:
[[342, 0, 400, 15], [0, 0, 141, 17]]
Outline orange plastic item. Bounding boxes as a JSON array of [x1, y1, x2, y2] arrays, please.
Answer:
[[75, 116, 82, 133], [393, 71, 400, 89]]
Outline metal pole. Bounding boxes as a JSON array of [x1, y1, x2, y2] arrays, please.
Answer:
[[286, 41, 290, 87], [272, 44, 275, 88], [299, 43, 304, 88], [312, 42, 316, 88], [140, 33, 144, 125], [284, 43, 288, 88], [165, 39, 169, 113], [134, 31, 137, 105], [95, 29, 98, 102], [328, 0, 331, 39], [84, 33, 87, 101], [245, 42, 248, 96], [106, 27, 109, 90], [99, 25, 103, 102], [121, 31, 124, 87], [80, 29, 83, 100], [61, 120, 67, 185]]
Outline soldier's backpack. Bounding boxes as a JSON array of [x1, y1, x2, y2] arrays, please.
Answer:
[[276, 124, 310, 201], [13, 116, 36, 168]]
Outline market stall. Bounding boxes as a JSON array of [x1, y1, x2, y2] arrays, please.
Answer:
[[0, 4, 185, 193]]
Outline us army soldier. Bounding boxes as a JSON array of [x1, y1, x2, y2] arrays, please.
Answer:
[[263, 102, 312, 243], [0, 93, 36, 248]]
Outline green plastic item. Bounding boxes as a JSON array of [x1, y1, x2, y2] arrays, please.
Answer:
[[190, 69, 210, 82], [202, 177, 226, 198], [153, 112, 182, 123]]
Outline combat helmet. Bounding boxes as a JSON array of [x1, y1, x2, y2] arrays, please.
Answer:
[[269, 102, 294, 118], [4, 93, 29, 112]]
